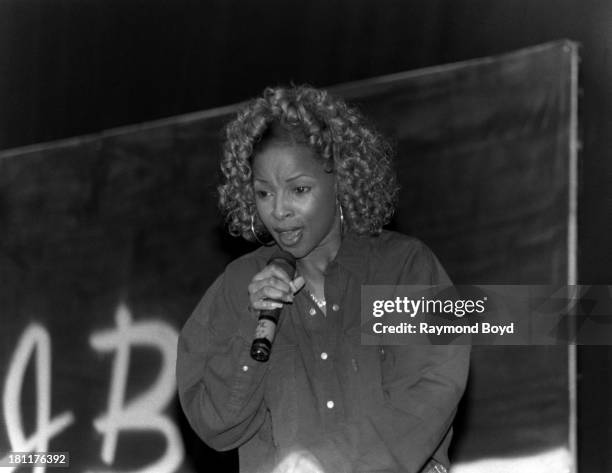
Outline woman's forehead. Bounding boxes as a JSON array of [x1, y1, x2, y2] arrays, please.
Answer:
[[252, 143, 328, 179]]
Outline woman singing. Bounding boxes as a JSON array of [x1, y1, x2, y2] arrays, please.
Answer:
[[177, 85, 470, 473]]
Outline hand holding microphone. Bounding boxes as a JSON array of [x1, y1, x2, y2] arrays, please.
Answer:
[[248, 250, 305, 362]]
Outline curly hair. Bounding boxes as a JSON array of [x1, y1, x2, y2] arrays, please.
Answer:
[[218, 84, 399, 241]]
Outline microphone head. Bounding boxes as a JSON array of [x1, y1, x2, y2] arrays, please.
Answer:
[[267, 250, 296, 278]]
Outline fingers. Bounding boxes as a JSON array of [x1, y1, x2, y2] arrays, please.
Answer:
[[290, 275, 305, 293], [249, 276, 294, 303], [249, 264, 304, 311], [252, 264, 294, 285]]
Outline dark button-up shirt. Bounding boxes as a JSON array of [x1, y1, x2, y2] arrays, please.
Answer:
[[177, 231, 470, 473]]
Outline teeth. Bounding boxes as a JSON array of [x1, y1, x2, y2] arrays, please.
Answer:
[[279, 229, 301, 244]]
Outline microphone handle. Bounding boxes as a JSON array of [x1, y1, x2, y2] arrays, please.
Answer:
[[250, 307, 281, 362], [249, 253, 296, 362]]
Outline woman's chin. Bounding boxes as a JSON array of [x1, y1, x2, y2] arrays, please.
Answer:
[[274, 240, 310, 260]]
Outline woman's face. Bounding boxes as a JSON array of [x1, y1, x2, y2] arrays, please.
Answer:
[[252, 143, 340, 260]]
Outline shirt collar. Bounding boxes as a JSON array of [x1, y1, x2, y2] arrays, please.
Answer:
[[331, 232, 369, 278]]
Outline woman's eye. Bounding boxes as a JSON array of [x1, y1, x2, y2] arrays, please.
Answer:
[[294, 186, 311, 194], [255, 190, 270, 199]]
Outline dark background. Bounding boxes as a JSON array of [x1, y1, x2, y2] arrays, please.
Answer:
[[1, 1, 610, 471]]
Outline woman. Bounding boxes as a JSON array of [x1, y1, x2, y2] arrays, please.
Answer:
[[177, 85, 470, 473]]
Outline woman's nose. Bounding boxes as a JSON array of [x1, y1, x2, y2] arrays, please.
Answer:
[[272, 193, 292, 220]]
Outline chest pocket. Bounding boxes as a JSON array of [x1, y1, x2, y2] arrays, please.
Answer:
[[264, 344, 298, 448]]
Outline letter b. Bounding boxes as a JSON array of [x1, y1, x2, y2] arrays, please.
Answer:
[[88, 304, 184, 473]]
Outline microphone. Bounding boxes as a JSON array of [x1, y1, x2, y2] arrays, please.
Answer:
[[250, 250, 297, 362]]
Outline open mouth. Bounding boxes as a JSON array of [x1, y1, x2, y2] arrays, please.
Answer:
[[276, 228, 303, 246]]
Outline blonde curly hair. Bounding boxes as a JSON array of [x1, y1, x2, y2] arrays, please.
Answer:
[[218, 85, 399, 242]]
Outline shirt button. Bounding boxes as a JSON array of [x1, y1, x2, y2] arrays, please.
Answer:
[[326, 400, 335, 409], [242, 365, 249, 372], [320, 352, 328, 360], [309, 307, 317, 316], [332, 304, 340, 312]]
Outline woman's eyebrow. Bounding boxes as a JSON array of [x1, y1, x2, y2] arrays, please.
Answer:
[[286, 173, 313, 182], [253, 174, 313, 184]]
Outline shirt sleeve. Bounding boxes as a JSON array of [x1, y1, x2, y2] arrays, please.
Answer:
[[305, 240, 470, 473], [176, 264, 271, 451], [361, 241, 470, 472]]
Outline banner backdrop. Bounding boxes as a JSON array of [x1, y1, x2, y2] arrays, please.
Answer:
[[0, 40, 577, 472]]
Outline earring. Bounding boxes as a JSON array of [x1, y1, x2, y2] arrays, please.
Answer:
[[338, 204, 345, 234], [250, 214, 275, 246]]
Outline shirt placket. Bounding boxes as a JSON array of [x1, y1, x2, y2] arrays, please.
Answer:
[[307, 264, 345, 428]]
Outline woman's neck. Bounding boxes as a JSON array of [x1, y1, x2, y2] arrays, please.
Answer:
[[297, 238, 340, 282], [296, 216, 342, 282]]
